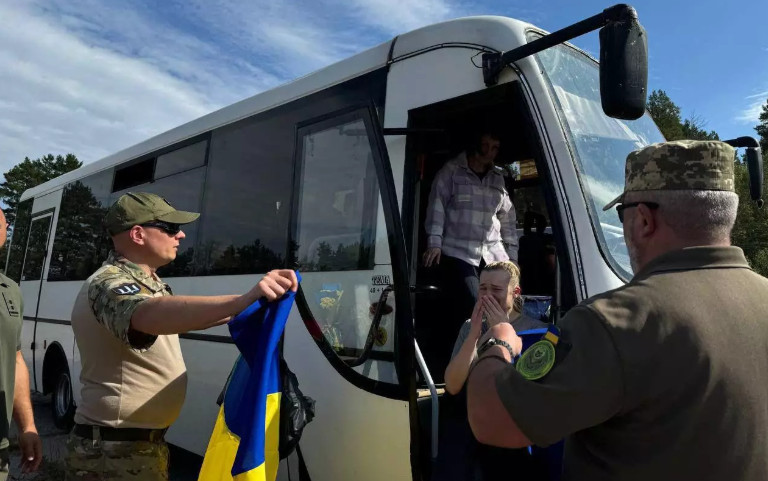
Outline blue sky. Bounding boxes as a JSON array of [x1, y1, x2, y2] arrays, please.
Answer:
[[1, 0, 765, 172]]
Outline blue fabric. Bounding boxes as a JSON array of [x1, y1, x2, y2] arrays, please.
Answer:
[[222, 271, 301, 478], [521, 296, 551, 322]]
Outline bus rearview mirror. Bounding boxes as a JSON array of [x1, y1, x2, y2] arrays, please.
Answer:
[[599, 15, 648, 120], [746, 147, 764, 206]]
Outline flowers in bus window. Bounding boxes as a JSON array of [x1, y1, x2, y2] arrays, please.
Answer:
[[317, 285, 344, 352]]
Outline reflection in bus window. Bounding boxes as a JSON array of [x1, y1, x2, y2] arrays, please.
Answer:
[[194, 116, 293, 276], [296, 118, 378, 272], [535, 41, 665, 277], [155, 140, 207, 179], [48, 170, 113, 282], [110, 167, 205, 278], [21, 216, 52, 282], [6, 199, 33, 283]]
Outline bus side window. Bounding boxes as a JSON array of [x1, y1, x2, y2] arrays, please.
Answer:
[[293, 109, 399, 385]]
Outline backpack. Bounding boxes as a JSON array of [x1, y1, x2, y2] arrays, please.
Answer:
[[278, 357, 316, 459]]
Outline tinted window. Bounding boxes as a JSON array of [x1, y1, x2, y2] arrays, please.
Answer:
[[295, 117, 378, 271], [110, 167, 206, 277], [195, 114, 294, 276], [49, 169, 113, 281], [6, 199, 33, 283], [113, 159, 153, 192], [21, 216, 52, 281], [155, 140, 207, 179]]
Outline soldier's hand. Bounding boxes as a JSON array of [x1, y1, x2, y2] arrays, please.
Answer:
[[251, 270, 299, 302], [423, 247, 441, 267], [19, 430, 42, 473]]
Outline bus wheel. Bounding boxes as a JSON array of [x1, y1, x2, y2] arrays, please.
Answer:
[[51, 368, 75, 430]]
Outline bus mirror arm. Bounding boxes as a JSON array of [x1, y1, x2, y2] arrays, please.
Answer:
[[482, 3, 648, 120], [724, 137, 764, 208], [344, 286, 394, 368]]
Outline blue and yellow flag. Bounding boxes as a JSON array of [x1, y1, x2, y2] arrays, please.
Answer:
[[198, 273, 300, 481]]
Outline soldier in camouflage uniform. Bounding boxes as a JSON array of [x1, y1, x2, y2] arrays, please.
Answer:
[[66, 192, 298, 481], [466, 141, 768, 480]]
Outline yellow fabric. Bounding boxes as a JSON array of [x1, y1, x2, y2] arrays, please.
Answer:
[[197, 392, 281, 481], [544, 330, 559, 345]]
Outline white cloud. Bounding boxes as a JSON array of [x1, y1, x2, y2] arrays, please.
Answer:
[[0, 2, 221, 169], [736, 91, 768, 124], [340, 0, 457, 34], [0, 0, 472, 174]]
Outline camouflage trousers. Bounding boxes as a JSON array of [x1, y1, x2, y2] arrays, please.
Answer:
[[65, 433, 169, 481], [0, 447, 8, 481]]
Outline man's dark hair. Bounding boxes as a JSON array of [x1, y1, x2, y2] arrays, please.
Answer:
[[467, 130, 501, 156]]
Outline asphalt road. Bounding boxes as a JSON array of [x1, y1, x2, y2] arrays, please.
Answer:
[[7, 392, 203, 480]]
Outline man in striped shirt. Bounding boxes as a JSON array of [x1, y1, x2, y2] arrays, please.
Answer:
[[423, 131, 519, 369]]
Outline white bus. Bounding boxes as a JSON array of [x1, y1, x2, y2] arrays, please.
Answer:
[[10, 5, 760, 481]]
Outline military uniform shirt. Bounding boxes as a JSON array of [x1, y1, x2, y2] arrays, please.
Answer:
[[0, 275, 22, 450], [495, 247, 768, 481], [71, 251, 187, 429]]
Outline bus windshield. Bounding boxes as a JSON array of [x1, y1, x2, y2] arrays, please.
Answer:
[[535, 40, 666, 278]]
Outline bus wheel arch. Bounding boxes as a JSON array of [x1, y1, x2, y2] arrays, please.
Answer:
[[42, 343, 75, 430]]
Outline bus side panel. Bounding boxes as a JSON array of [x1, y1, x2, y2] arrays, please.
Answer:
[[166, 338, 239, 454], [282, 303, 412, 481], [36, 281, 84, 398]]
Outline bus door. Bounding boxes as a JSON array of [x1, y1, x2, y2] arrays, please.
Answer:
[[282, 104, 419, 481], [19, 210, 54, 389]]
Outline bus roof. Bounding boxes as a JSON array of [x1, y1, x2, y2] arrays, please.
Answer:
[[20, 15, 533, 202]]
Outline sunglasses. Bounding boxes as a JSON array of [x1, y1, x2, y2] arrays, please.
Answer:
[[140, 221, 182, 236], [616, 202, 659, 224]]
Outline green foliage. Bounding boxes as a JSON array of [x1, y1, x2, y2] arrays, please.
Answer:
[[731, 154, 768, 277], [47, 181, 110, 281], [0, 153, 81, 273], [647, 90, 684, 140], [681, 115, 719, 141], [0, 154, 81, 224], [756, 99, 768, 153], [646, 90, 768, 276]]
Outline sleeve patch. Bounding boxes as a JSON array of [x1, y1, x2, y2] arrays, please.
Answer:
[[111, 283, 141, 295]]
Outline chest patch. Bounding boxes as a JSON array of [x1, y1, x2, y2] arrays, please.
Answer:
[[2, 293, 19, 317], [112, 283, 141, 295]]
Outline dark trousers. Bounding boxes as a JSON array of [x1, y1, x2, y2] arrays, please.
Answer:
[[433, 393, 536, 481]]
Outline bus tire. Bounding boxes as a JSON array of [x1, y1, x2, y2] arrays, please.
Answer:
[[51, 367, 75, 430]]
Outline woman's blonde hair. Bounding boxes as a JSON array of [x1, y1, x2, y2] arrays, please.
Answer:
[[482, 261, 523, 313]]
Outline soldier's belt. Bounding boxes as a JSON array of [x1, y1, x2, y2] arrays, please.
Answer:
[[73, 423, 167, 442]]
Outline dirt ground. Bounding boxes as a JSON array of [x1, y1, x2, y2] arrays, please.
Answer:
[[6, 392, 203, 480]]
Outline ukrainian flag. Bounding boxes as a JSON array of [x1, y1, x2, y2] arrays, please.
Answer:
[[198, 273, 301, 481]]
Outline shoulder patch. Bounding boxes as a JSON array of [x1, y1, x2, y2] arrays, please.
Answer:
[[111, 283, 141, 295]]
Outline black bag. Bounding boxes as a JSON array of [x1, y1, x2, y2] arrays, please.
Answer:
[[279, 358, 316, 459]]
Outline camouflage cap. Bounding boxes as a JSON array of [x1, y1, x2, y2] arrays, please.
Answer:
[[104, 192, 199, 235], [602, 140, 736, 211]]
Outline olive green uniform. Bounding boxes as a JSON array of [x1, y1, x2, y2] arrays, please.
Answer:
[[497, 247, 768, 480], [0, 275, 22, 481], [493, 141, 768, 480]]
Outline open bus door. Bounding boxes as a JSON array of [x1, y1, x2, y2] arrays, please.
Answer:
[[283, 103, 424, 481]]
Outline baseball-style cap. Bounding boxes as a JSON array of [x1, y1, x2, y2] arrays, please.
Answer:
[[603, 140, 736, 211], [104, 192, 199, 235]]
